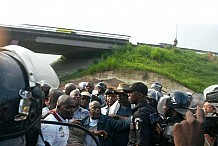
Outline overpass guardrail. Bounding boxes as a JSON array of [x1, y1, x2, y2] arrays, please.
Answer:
[[0, 24, 130, 41]]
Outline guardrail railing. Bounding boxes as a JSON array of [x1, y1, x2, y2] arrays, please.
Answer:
[[0, 24, 130, 41]]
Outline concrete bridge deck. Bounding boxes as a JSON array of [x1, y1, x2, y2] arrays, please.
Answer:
[[0, 24, 130, 57]]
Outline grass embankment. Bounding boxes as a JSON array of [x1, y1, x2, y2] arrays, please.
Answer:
[[60, 44, 218, 92]]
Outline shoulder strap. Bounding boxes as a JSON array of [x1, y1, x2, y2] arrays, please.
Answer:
[[41, 112, 50, 119], [41, 110, 63, 122], [50, 110, 63, 122]]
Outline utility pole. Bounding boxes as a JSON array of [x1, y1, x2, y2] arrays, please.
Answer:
[[173, 24, 178, 47]]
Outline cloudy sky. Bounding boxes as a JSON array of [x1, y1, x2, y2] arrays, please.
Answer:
[[1, 0, 218, 52]]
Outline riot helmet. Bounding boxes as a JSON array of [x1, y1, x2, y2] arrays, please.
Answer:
[[146, 89, 158, 110], [151, 82, 162, 92], [0, 45, 59, 144], [96, 82, 107, 94], [148, 89, 162, 101], [165, 90, 191, 115], [0, 49, 42, 141], [78, 82, 87, 91], [157, 95, 168, 115]]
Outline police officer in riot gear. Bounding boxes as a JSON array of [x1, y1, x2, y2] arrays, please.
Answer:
[[0, 45, 60, 146], [0, 48, 43, 145], [161, 90, 191, 146], [124, 82, 160, 146], [147, 89, 159, 111], [151, 82, 164, 101]]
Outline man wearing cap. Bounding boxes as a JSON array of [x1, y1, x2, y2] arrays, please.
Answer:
[[109, 83, 132, 146], [81, 91, 91, 110], [110, 83, 132, 116], [101, 88, 118, 115], [123, 82, 160, 146]]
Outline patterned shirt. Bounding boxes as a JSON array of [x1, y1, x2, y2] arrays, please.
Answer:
[[72, 107, 89, 121]]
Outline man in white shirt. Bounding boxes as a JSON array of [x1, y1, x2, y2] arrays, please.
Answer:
[[37, 95, 75, 146]]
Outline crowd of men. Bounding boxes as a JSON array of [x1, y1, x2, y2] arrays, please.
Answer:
[[0, 45, 217, 146], [38, 81, 218, 146]]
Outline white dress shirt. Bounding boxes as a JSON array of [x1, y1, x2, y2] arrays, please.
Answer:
[[37, 113, 69, 146]]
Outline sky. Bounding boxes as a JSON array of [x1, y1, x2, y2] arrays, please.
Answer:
[[1, 0, 218, 53]]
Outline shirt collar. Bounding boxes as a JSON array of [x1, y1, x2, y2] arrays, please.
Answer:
[[131, 100, 148, 113]]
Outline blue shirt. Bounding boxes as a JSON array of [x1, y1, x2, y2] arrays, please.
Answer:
[[116, 105, 132, 117], [72, 107, 89, 120]]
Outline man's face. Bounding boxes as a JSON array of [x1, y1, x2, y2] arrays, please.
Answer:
[[203, 102, 215, 115], [81, 95, 90, 108], [58, 100, 75, 119], [85, 82, 94, 93], [117, 92, 128, 104], [42, 86, 50, 96], [89, 102, 101, 119], [128, 91, 141, 104], [48, 97, 57, 110], [106, 93, 117, 106], [163, 104, 174, 117], [71, 91, 81, 106]]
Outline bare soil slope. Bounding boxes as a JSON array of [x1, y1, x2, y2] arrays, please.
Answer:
[[52, 58, 193, 93]]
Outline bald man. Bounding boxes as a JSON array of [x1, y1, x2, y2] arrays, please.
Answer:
[[38, 95, 75, 146], [80, 101, 130, 146], [63, 83, 76, 95]]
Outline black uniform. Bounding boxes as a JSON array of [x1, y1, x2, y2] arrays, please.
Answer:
[[128, 100, 160, 146], [160, 114, 184, 146]]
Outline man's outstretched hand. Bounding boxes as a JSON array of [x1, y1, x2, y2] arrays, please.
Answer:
[[173, 107, 206, 146]]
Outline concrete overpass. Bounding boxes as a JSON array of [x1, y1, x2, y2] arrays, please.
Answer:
[[0, 24, 130, 58]]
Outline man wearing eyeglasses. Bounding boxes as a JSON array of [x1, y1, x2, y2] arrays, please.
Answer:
[[81, 91, 92, 110]]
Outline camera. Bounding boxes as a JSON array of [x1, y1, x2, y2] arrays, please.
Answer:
[[205, 115, 218, 136], [204, 85, 218, 136]]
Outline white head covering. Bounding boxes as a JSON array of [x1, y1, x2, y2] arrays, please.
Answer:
[[3, 45, 59, 88], [157, 95, 168, 115]]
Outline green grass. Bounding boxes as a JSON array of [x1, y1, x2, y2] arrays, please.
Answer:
[[60, 44, 218, 92]]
